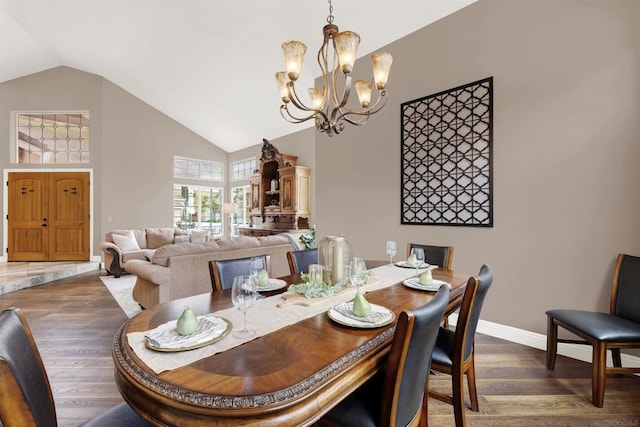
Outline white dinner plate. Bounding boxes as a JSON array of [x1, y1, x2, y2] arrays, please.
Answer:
[[402, 278, 451, 292], [144, 317, 232, 352], [256, 278, 287, 292], [394, 260, 431, 269], [328, 302, 395, 328]]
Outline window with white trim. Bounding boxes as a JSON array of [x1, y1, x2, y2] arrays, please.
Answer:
[[16, 112, 90, 164], [174, 156, 223, 181], [173, 185, 223, 236], [230, 185, 251, 235], [231, 158, 257, 181]]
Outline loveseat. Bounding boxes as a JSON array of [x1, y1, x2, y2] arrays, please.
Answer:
[[99, 228, 201, 278], [124, 234, 300, 309]]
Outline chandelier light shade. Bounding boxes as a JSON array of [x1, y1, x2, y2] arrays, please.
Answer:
[[276, 0, 393, 136]]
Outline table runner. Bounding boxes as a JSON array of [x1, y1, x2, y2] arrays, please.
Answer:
[[127, 264, 433, 373]]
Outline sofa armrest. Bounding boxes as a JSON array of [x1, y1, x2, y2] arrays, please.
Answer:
[[99, 241, 126, 277]]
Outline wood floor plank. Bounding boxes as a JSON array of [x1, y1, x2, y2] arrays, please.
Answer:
[[1, 270, 639, 425]]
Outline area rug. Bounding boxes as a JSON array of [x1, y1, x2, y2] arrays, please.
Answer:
[[100, 274, 141, 318]]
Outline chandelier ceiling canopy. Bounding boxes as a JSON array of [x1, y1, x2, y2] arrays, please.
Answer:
[[276, 0, 393, 136]]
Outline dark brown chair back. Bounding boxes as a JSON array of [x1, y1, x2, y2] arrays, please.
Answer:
[[0, 307, 57, 427], [286, 248, 318, 274], [611, 254, 640, 323], [382, 285, 450, 426], [406, 243, 454, 269], [209, 255, 270, 291]]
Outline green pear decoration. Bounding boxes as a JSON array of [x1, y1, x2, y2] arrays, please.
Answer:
[[176, 306, 198, 335], [419, 270, 433, 286], [407, 253, 417, 265], [352, 292, 372, 317]]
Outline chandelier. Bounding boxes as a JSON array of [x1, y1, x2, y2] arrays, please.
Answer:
[[275, 0, 393, 136]]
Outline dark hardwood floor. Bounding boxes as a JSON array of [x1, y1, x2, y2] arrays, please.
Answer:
[[0, 270, 639, 426]]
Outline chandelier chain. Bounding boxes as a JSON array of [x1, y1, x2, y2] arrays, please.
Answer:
[[326, 0, 334, 24]]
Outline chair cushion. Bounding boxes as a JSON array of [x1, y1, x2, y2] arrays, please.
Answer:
[[318, 369, 384, 427], [547, 309, 640, 342], [431, 326, 456, 367], [81, 402, 151, 426]]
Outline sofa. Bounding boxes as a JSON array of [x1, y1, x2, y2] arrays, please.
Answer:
[[124, 234, 300, 309], [98, 228, 198, 278]]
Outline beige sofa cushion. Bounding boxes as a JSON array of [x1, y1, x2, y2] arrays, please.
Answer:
[[152, 241, 222, 267], [146, 228, 176, 249]]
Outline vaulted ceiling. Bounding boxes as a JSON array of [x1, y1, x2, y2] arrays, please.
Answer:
[[1, 0, 475, 152]]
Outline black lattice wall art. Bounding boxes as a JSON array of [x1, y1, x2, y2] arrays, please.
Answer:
[[401, 77, 493, 227]]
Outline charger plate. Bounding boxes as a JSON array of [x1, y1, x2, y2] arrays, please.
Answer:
[[257, 278, 287, 292], [328, 302, 395, 329], [144, 317, 232, 352], [402, 278, 451, 292], [394, 260, 431, 269]]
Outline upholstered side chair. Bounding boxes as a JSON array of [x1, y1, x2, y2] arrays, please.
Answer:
[[546, 253, 640, 407], [0, 307, 150, 427], [318, 285, 450, 427], [406, 243, 454, 270], [428, 264, 493, 427], [209, 255, 270, 291], [286, 248, 318, 275]]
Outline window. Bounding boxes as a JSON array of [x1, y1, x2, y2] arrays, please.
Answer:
[[173, 185, 223, 236], [231, 185, 251, 235], [231, 158, 257, 181], [174, 156, 223, 182], [16, 112, 90, 164]]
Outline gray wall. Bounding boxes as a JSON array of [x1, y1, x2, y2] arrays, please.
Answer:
[[2, 0, 639, 340], [0, 66, 227, 257], [315, 0, 640, 334]]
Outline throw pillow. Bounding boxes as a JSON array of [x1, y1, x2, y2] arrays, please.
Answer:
[[112, 231, 141, 252], [190, 230, 208, 244], [146, 228, 175, 249], [174, 235, 190, 243]]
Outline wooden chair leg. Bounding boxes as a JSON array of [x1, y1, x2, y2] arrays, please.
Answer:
[[421, 394, 429, 427], [443, 316, 449, 329], [546, 316, 558, 370], [466, 354, 479, 412], [611, 348, 622, 368], [592, 341, 607, 408], [452, 366, 467, 427]]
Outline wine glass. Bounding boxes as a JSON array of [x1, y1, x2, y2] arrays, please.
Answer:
[[385, 240, 397, 265], [249, 256, 266, 280], [349, 257, 368, 294], [410, 247, 425, 275], [231, 275, 257, 339]]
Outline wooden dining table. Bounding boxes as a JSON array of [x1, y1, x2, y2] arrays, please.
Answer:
[[112, 262, 470, 426]]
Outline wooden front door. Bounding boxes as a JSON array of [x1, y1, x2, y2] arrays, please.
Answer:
[[8, 172, 90, 261]]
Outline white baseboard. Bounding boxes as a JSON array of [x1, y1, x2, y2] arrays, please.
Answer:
[[448, 314, 640, 367]]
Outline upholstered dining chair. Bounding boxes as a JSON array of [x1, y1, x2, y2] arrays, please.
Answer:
[[0, 307, 150, 427], [428, 264, 493, 427], [318, 285, 450, 427], [406, 243, 454, 270], [286, 248, 318, 275], [546, 253, 640, 407], [407, 243, 454, 328], [209, 255, 270, 291]]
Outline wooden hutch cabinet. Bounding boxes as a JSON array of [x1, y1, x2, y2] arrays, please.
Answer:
[[240, 140, 311, 237]]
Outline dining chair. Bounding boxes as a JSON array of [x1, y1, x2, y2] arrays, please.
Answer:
[[318, 285, 450, 427], [406, 243, 454, 269], [407, 243, 454, 328], [546, 253, 640, 407], [209, 255, 270, 291], [0, 307, 150, 427], [428, 264, 493, 427], [286, 248, 318, 274]]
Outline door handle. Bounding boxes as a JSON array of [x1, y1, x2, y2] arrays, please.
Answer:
[[41, 223, 47, 227]]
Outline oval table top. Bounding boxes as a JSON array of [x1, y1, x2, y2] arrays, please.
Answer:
[[113, 264, 470, 426]]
